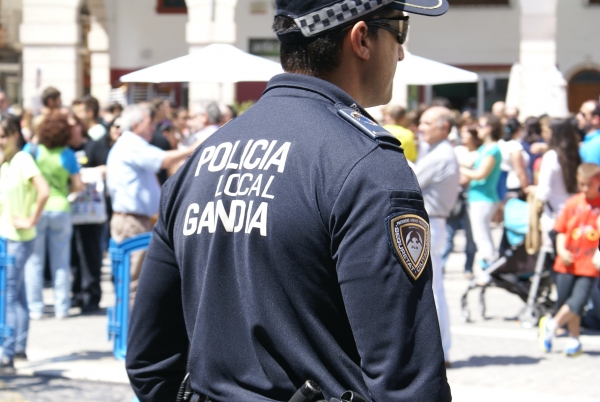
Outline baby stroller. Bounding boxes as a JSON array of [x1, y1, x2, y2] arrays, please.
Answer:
[[460, 198, 555, 328]]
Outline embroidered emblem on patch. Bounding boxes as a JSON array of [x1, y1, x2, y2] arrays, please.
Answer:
[[389, 214, 430, 280]]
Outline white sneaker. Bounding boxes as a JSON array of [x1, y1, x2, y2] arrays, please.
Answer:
[[565, 338, 583, 357], [29, 312, 43, 320]]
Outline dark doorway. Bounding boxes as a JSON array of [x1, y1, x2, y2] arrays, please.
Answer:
[[432, 83, 478, 111], [568, 70, 600, 113]]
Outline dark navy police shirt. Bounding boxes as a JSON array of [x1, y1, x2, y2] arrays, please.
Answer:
[[126, 73, 451, 402]]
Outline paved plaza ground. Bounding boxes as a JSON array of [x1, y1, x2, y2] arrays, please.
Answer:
[[1, 228, 599, 401]]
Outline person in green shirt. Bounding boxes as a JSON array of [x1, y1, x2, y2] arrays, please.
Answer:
[[460, 113, 503, 269], [23, 111, 83, 320], [0, 114, 49, 373]]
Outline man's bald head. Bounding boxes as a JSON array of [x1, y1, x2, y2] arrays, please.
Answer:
[[418, 106, 455, 145], [492, 101, 505, 118], [577, 100, 600, 133]]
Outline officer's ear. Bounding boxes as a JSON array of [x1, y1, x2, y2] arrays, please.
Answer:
[[348, 21, 372, 61]]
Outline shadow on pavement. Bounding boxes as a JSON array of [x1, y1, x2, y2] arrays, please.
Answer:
[[77, 307, 108, 317], [450, 355, 542, 369], [0, 375, 134, 401], [21, 350, 115, 369]]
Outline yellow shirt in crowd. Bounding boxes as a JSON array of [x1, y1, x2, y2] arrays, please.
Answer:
[[383, 124, 417, 163]]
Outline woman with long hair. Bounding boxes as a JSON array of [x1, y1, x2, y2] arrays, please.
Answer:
[[461, 114, 503, 268], [68, 113, 105, 312], [0, 114, 49, 371], [497, 118, 530, 199], [24, 110, 83, 320], [443, 125, 481, 278], [522, 116, 549, 178], [536, 119, 581, 246]]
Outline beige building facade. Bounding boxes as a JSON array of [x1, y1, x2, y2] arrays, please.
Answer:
[[3, 0, 599, 114]]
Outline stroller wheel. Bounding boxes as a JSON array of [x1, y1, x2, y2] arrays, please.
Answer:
[[519, 306, 541, 329]]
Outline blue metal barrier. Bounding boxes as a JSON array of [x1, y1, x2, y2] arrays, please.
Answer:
[[107, 232, 152, 361], [0, 238, 15, 342]]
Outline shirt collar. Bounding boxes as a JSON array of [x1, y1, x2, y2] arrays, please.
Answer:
[[121, 130, 146, 143], [584, 129, 600, 142], [262, 73, 372, 117]]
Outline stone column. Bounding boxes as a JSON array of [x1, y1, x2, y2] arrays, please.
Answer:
[[87, 0, 111, 107], [510, 0, 568, 118], [20, 0, 82, 111], [88, 16, 111, 107], [186, 0, 238, 106]]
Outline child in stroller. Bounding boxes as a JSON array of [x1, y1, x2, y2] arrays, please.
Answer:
[[461, 197, 554, 326]]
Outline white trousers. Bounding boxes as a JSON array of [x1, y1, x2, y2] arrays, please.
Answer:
[[468, 201, 498, 263], [430, 217, 451, 362]]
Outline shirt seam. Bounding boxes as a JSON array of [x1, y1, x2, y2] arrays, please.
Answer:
[[327, 145, 379, 243]]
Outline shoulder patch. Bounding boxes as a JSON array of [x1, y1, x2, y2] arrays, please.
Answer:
[[336, 106, 400, 146], [387, 213, 430, 281]]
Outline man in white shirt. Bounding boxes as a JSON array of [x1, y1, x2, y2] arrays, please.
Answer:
[[107, 104, 204, 301], [413, 106, 460, 366], [186, 101, 221, 146]]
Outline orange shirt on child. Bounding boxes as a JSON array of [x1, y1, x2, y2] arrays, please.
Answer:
[[553, 192, 600, 278]]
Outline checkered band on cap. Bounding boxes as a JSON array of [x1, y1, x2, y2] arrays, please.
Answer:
[[294, 0, 394, 38]]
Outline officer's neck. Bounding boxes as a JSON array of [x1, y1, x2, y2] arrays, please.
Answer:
[[320, 33, 385, 108], [323, 69, 380, 109]]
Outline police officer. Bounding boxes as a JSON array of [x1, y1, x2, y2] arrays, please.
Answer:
[[126, 1, 452, 401]]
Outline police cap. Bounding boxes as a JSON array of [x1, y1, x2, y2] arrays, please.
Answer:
[[276, 0, 449, 43]]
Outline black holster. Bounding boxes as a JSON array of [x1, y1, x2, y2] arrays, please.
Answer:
[[288, 380, 369, 402], [176, 373, 211, 402]]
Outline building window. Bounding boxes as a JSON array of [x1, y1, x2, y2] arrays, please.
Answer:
[[157, 0, 187, 14], [248, 39, 280, 57], [449, 0, 509, 5]]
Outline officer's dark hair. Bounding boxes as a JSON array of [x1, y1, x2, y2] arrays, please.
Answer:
[[481, 113, 503, 141], [41, 86, 61, 107], [272, 13, 381, 79], [82, 95, 100, 120]]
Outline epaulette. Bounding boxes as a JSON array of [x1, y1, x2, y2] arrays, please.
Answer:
[[336, 104, 400, 147]]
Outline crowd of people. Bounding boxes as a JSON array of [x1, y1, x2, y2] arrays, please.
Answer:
[[0, 86, 236, 373], [379, 98, 600, 363], [1, 83, 599, 372]]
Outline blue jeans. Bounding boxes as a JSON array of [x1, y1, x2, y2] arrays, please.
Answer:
[[25, 211, 73, 317], [2, 239, 34, 359], [442, 206, 477, 273]]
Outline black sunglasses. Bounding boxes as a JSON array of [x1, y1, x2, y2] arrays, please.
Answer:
[[365, 15, 410, 45]]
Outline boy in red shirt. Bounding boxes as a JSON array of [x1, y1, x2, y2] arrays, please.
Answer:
[[539, 163, 600, 356]]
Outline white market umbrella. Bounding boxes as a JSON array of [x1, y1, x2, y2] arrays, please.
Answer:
[[385, 51, 480, 110], [394, 51, 479, 85], [119, 43, 283, 84]]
